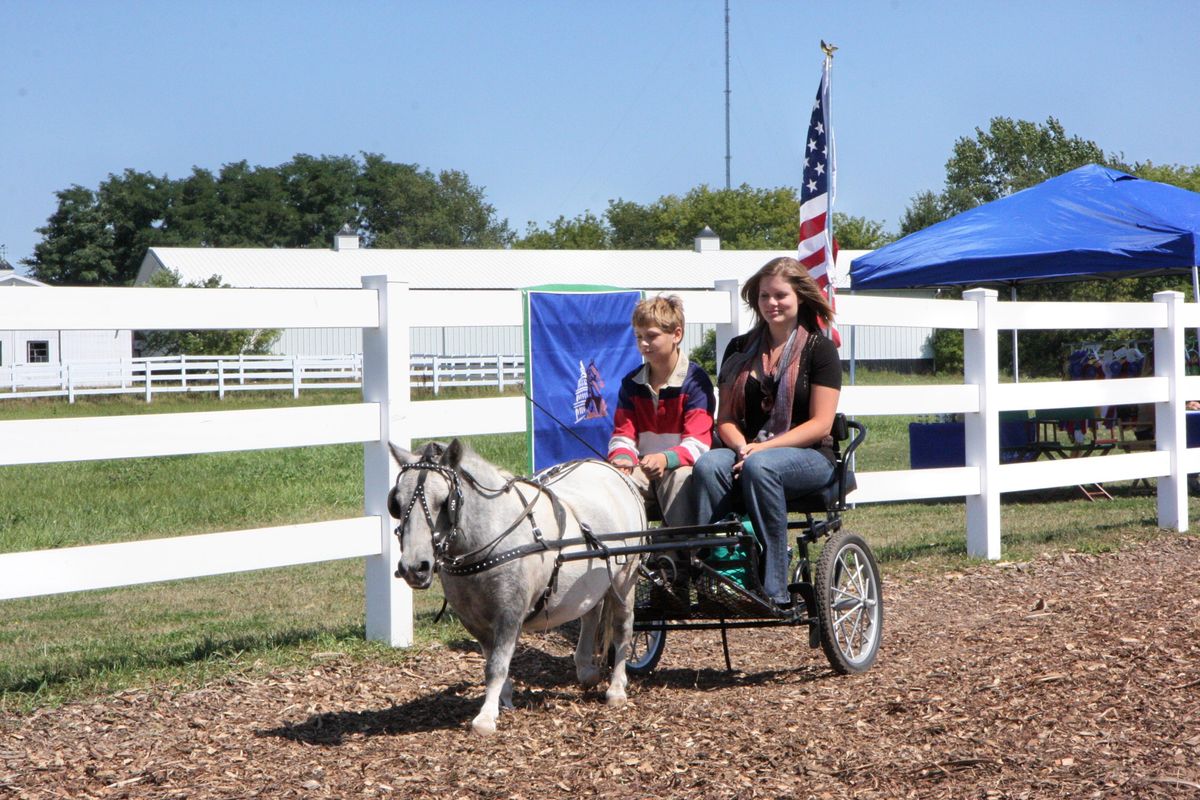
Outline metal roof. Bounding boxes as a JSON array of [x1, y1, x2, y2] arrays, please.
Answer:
[[0, 271, 47, 287], [137, 247, 864, 290]]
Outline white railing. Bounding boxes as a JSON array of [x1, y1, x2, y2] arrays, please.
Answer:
[[1, 278, 1196, 649], [410, 354, 523, 393], [0, 353, 527, 402]]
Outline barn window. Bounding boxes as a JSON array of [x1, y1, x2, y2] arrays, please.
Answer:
[[27, 340, 49, 363]]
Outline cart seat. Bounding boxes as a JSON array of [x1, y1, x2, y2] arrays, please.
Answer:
[[642, 414, 863, 523], [786, 468, 856, 514], [785, 413, 863, 514]]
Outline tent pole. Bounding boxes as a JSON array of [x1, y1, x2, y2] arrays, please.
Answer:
[[1192, 265, 1199, 373], [1011, 284, 1019, 383], [849, 289, 856, 386]]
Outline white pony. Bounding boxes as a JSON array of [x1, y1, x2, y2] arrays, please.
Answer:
[[387, 439, 647, 736]]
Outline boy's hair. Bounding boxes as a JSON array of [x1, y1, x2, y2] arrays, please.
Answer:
[[631, 294, 685, 332]]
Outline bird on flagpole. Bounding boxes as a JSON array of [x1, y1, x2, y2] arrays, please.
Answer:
[[820, 39, 837, 57]]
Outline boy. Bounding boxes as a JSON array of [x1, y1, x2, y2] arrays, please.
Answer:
[[608, 295, 716, 526]]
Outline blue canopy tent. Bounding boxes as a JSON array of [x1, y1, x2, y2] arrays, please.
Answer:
[[852, 164, 1200, 290], [850, 164, 1200, 377]]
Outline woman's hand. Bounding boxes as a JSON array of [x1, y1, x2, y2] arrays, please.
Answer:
[[732, 440, 771, 476]]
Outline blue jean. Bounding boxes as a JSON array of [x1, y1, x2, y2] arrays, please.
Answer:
[[692, 446, 835, 603]]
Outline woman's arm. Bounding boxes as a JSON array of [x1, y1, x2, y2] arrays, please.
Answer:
[[739, 384, 839, 456], [715, 391, 749, 452]]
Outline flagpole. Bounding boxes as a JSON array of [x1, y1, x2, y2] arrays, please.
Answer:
[[821, 43, 836, 319]]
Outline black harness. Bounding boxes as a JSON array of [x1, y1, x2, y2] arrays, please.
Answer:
[[390, 459, 631, 619]]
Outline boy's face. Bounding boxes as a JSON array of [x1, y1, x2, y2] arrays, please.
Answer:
[[634, 325, 682, 365]]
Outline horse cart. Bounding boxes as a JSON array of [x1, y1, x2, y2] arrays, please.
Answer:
[[387, 413, 879, 733], [552, 413, 881, 677]]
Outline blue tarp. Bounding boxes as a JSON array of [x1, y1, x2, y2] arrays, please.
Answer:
[[851, 165, 1200, 289]]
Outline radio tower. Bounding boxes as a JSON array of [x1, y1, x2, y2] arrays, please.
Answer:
[[724, 0, 731, 190]]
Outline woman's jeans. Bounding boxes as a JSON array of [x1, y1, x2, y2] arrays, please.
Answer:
[[692, 446, 835, 604]]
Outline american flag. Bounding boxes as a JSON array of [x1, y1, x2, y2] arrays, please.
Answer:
[[797, 56, 840, 346]]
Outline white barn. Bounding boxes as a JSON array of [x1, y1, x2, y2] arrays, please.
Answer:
[[136, 230, 934, 369], [0, 269, 133, 368]]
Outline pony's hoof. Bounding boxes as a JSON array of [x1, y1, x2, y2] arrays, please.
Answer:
[[471, 716, 498, 736], [605, 691, 628, 708], [577, 667, 602, 689]]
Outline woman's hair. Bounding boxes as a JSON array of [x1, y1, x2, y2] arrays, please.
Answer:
[[631, 294, 685, 332], [740, 256, 834, 330]]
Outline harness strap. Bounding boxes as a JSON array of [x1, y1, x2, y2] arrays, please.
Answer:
[[441, 481, 548, 571]]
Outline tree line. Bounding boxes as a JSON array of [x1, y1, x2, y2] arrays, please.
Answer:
[[22, 117, 1200, 374]]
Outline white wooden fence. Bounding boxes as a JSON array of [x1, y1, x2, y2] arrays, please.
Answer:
[[1, 278, 1196, 648], [0, 353, 524, 402]]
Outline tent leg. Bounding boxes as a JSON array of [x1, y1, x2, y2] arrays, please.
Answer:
[[1191, 266, 1199, 369], [1011, 284, 1019, 383]]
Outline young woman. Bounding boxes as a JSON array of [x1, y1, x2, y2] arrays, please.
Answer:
[[691, 257, 841, 607]]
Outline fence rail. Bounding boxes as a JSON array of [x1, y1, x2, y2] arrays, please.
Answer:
[[0, 353, 525, 402], [1, 277, 1197, 651]]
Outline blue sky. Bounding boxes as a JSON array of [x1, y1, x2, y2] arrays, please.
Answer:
[[3, 1, 1199, 270]]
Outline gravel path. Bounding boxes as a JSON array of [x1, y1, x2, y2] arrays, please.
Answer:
[[4, 536, 1199, 799]]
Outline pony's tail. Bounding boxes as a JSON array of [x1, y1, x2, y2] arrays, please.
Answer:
[[595, 596, 616, 671]]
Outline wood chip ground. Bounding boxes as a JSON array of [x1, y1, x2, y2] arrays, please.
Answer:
[[3, 536, 1198, 799]]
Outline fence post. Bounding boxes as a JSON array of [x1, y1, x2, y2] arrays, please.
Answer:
[[66, 363, 75, 404], [432, 355, 441, 396], [496, 354, 505, 391], [180, 355, 188, 390], [963, 288, 1000, 559], [1154, 290, 1188, 531], [218, 360, 226, 400], [144, 361, 153, 403], [362, 274, 413, 647], [714, 279, 751, 373], [292, 355, 301, 399]]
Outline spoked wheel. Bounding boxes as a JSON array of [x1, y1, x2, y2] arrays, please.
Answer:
[[624, 626, 666, 676], [814, 530, 882, 674]]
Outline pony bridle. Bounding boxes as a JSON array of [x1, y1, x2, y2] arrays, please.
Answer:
[[392, 461, 464, 568]]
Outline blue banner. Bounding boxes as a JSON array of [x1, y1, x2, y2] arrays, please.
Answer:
[[524, 288, 643, 472]]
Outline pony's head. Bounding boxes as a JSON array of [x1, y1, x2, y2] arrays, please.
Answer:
[[386, 439, 466, 590]]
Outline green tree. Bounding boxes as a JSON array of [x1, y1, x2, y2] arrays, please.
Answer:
[[513, 212, 610, 249], [832, 212, 893, 249], [689, 328, 717, 378], [942, 116, 1108, 215], [357, 153, 512, 249], [25, 185, 117, 284], [25, 154, 513, 285], [898, 190, 951, 237], [898, 117, 1110, 235], [26, 172, 173, 286], [1132, 161, 1200, 193], [607, 185, 801, 250], [139, 269, 280, 356], [516, 184, 893, 253]]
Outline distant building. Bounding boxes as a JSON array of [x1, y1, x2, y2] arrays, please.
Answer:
[[0, 270, 133, 367], [137, 232, 935, 370]]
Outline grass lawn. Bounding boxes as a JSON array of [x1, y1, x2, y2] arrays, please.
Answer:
[[0, 377, 1192, 711]]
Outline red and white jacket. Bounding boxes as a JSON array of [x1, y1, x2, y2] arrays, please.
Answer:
[[607, 355, 715, 469]]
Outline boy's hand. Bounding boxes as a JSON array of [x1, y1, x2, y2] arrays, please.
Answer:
[[639, 452, 668, 479], [610, 457, 635, 475]]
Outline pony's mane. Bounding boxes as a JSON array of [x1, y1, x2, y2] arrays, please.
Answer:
[[451, 440, 508, 486]]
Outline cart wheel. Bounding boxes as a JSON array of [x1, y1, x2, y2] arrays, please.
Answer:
[[814, 530, 882, 674], [624, 627, 666, 676]]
